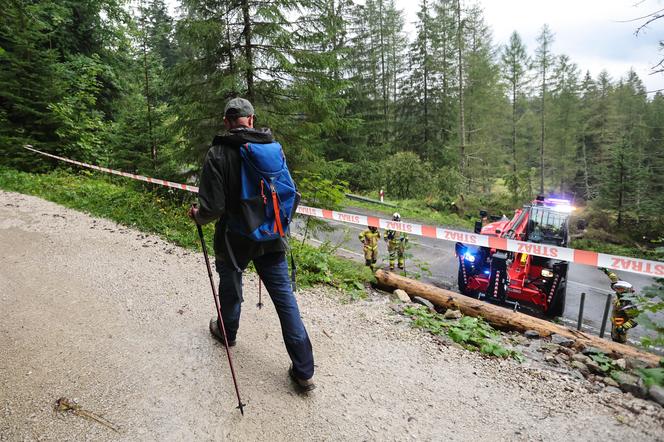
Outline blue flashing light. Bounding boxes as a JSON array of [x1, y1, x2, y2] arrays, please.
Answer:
[[464, 251, 476, 263], [483, 270, 491, 275]]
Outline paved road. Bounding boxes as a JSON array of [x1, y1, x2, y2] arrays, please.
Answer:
[[292, 207, 659, 344]]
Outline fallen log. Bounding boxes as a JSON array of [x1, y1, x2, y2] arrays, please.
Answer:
[[375, 270, 661, 366]]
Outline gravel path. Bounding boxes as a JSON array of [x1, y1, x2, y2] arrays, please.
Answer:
[[1, 190, 662, 441]]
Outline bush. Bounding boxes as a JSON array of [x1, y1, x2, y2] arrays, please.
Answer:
[[379, 151, 433, 199]]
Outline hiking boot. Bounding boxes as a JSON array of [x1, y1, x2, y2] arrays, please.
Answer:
[[288, 366, 316, 392], [209, 317, 236, 347]]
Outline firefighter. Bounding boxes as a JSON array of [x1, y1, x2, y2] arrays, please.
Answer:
[[358, 226, 380, 271], [600, 268, 639, 343], [384, 213, 408, 271]]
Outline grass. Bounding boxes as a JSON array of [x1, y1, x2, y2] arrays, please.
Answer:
[[571, 237, 664, 261], [344, 195, 474, 230], [0, 167, 373, 297], [403, 305, 524, 361]]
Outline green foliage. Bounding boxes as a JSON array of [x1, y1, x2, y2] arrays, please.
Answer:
[[296, 171, 348, 210], [292, 240, 373, 299], [49, 54, 108, 162], [380, 151, 433, 199], [635, 367, 664, 388], [589, 352, 618, 374], [403, 305, 523, 361], [0, 168, 372, 299], [632, 278, 664, 350]]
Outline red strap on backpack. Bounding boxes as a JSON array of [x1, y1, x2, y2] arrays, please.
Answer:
[[271, 186, 285, 237], [260, 180, 267, 205]]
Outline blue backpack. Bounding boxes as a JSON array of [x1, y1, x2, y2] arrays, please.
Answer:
[[227, 141, 299, 241]]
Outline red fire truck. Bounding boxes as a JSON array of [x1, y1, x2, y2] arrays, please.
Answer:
[[455, 196, 573, 317]]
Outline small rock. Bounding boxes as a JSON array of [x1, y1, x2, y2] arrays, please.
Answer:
[[603, 377, 619, 388], [570, 370, 585, 380], [443, 309, 462, 320], [556, 346, 575, 357], [539, 343, 561, 353], [613, 372, 647, 398], [648, 385, 664, 407], [581, 347, 604, 356], [551, 334, 574, 347], [586, 360, 604, 375], [554, 356, 568, 366], [544, 354, 557, 364], [570, 360, 590, 376], [557, 353, 570, 362], [604, 386, 622, 395], [393, 289, 411, 303], [572, 353, 591, 364], [524, 330, 540, 339], [412, 296, 435, 310], [615, 359, 627, 370], [510, 334, 529, 346], [625, 357, 649, 370]]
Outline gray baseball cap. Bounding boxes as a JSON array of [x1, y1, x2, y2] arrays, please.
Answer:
[[224, 97, 254, 118]]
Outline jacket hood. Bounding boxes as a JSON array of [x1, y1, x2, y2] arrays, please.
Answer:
[[212, 127, 274, 146]]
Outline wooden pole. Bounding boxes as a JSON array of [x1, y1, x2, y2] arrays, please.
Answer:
[[375, 270, 660, 366]]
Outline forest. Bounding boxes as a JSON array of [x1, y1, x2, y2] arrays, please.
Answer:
[[1, 0, 663, 253]]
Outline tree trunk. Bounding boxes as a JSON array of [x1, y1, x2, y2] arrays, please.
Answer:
[[539, 67, 546, 194], [423, 1, 429, 147], [140, 2, 156, 168], [582, 138, 590, 199], [617, 146, 625, 227], [456, 0, 466, 175], [241, 0, 255, 102], [375, 270, 660, 366], [512, 80, 517, 174], [379, 0, 388, 122]]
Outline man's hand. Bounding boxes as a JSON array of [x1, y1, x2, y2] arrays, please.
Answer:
[[188, 205, 199, 223]]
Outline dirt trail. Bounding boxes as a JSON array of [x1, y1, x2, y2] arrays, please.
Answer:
[[1, 190, 662, 441]]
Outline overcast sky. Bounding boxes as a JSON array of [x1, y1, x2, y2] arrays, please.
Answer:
[[167, 0, 664, 93], [397, 0, 664, 93]]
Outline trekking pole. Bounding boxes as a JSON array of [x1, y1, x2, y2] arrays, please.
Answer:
[[193, 210, 245, 415], [257, 279, 263, 309]]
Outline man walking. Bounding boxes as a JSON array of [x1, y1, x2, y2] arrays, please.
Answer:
[[188, 97, 315, 391]]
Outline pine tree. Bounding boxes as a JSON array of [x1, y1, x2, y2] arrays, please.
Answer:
[[548, 54, 580, 194], [533, 24, 555, 193], [501, 31, 529, 175], [461, 5, 504, 193]]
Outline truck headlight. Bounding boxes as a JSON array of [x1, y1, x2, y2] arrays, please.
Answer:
[[541, 269, 554, 278], [464, 251, 476, 263]]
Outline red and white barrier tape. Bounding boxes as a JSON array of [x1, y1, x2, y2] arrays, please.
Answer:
[[23, 145, 200, 193], [23, 145, 664, 278]]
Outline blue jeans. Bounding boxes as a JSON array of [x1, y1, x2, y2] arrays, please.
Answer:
[[216, 252, 315, 380]]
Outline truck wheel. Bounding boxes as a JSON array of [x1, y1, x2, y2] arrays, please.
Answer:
[[545, 281, 567, 318], [457, 266, 478, 297]]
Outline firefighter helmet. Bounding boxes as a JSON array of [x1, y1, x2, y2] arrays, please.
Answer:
[[612, 280, 633, 294], [392, 212, 401, 221]]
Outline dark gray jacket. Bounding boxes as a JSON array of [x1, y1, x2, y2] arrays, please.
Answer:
[[196, 127, 286, 264]]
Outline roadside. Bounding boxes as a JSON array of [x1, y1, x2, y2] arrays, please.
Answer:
[[2, 191, 664, 440]]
